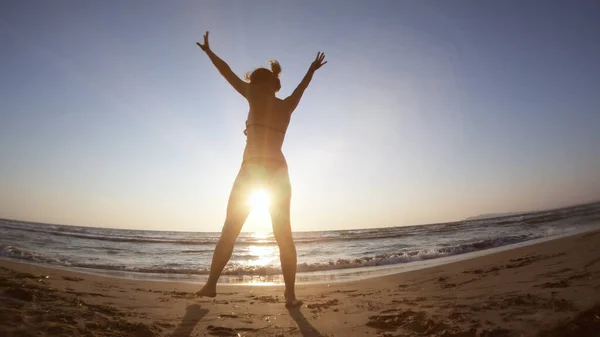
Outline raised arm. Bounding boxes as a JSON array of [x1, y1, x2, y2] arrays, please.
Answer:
[[284, 52, 327, 112], [197, 31, 248, 98]]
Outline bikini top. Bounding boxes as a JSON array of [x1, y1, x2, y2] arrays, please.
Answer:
[[243, 121, 286, 136]]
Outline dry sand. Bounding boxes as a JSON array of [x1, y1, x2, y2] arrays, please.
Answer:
[[1, 229, 600, 337]]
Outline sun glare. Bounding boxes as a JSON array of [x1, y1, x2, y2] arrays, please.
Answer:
[[249, 189, 271, 211], [245, 189, 272, 233]]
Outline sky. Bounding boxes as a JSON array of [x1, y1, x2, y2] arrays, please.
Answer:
[[1, 1, 599, 232]]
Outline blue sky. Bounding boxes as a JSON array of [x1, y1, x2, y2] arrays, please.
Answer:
[[1, 1, 599, 232]]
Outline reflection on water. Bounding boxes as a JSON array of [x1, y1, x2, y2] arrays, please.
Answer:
[[246, 244, 278, 269], [251, 231, 271, 241]]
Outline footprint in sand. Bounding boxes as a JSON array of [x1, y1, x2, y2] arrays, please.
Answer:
[[4, 287, 34, 302], [207, 325, 261, 336], [207, 325, 238, 336]]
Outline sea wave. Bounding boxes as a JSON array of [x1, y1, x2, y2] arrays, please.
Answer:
[[4, 204, 596, 247], [0, 233, 543, 276], [0, 245, 65, 265]]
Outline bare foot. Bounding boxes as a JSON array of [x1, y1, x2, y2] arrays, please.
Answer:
[[196, 284, 217, 298], [284, 290, 303, 308], [285, 299, 304, 308]]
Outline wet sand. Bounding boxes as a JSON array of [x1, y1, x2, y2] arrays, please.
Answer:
[[1, 229, 600, 336]]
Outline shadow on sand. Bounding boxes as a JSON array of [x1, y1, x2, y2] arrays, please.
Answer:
[[171, 304, 209, 337], [287, 307, 323, 337]]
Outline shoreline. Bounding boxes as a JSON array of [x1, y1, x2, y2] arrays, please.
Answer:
[[2, 229, 600, 336], [1, 223, 597, 286]]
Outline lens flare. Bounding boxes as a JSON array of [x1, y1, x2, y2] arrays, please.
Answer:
[[249, 189, 270, 211]]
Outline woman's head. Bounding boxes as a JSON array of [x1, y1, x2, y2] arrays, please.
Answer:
[[246, 60, 281, 93]]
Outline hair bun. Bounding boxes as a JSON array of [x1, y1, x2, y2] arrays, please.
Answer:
[[269, 60, 282, 77]]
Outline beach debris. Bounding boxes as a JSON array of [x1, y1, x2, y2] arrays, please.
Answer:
[[306, 299, 340, 313], [367, 309, 448, 334], [253, 295, 278, 303]]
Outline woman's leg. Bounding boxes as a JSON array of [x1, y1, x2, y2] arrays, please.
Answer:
[[268, 167, 301, 307], [197, 166, 252, 297]]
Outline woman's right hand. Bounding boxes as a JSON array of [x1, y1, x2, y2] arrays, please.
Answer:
[[310, 52, 327, 71], [196, 31, 210, 52]]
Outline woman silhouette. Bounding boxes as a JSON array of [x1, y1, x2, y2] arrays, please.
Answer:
[[195, 32, 326, 307]]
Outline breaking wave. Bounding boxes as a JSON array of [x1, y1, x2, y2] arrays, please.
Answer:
[[0, 233, 543, 276]]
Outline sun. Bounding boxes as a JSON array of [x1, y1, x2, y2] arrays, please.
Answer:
[[245, 189, 272, 233], [249, 189, 271, 211]]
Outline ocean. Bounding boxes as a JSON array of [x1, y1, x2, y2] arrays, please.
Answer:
[[1, 202, 599, 284]]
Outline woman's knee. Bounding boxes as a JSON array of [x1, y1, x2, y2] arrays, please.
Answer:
[[273, 225, 294, 245], [219, 228, 238, 247], [220, 216, 245, 245]]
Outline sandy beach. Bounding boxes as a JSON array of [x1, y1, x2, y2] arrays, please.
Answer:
[[1, 229, 600, 337]]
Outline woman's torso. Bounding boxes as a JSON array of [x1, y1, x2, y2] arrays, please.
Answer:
[[242, 90, 292, 164]]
